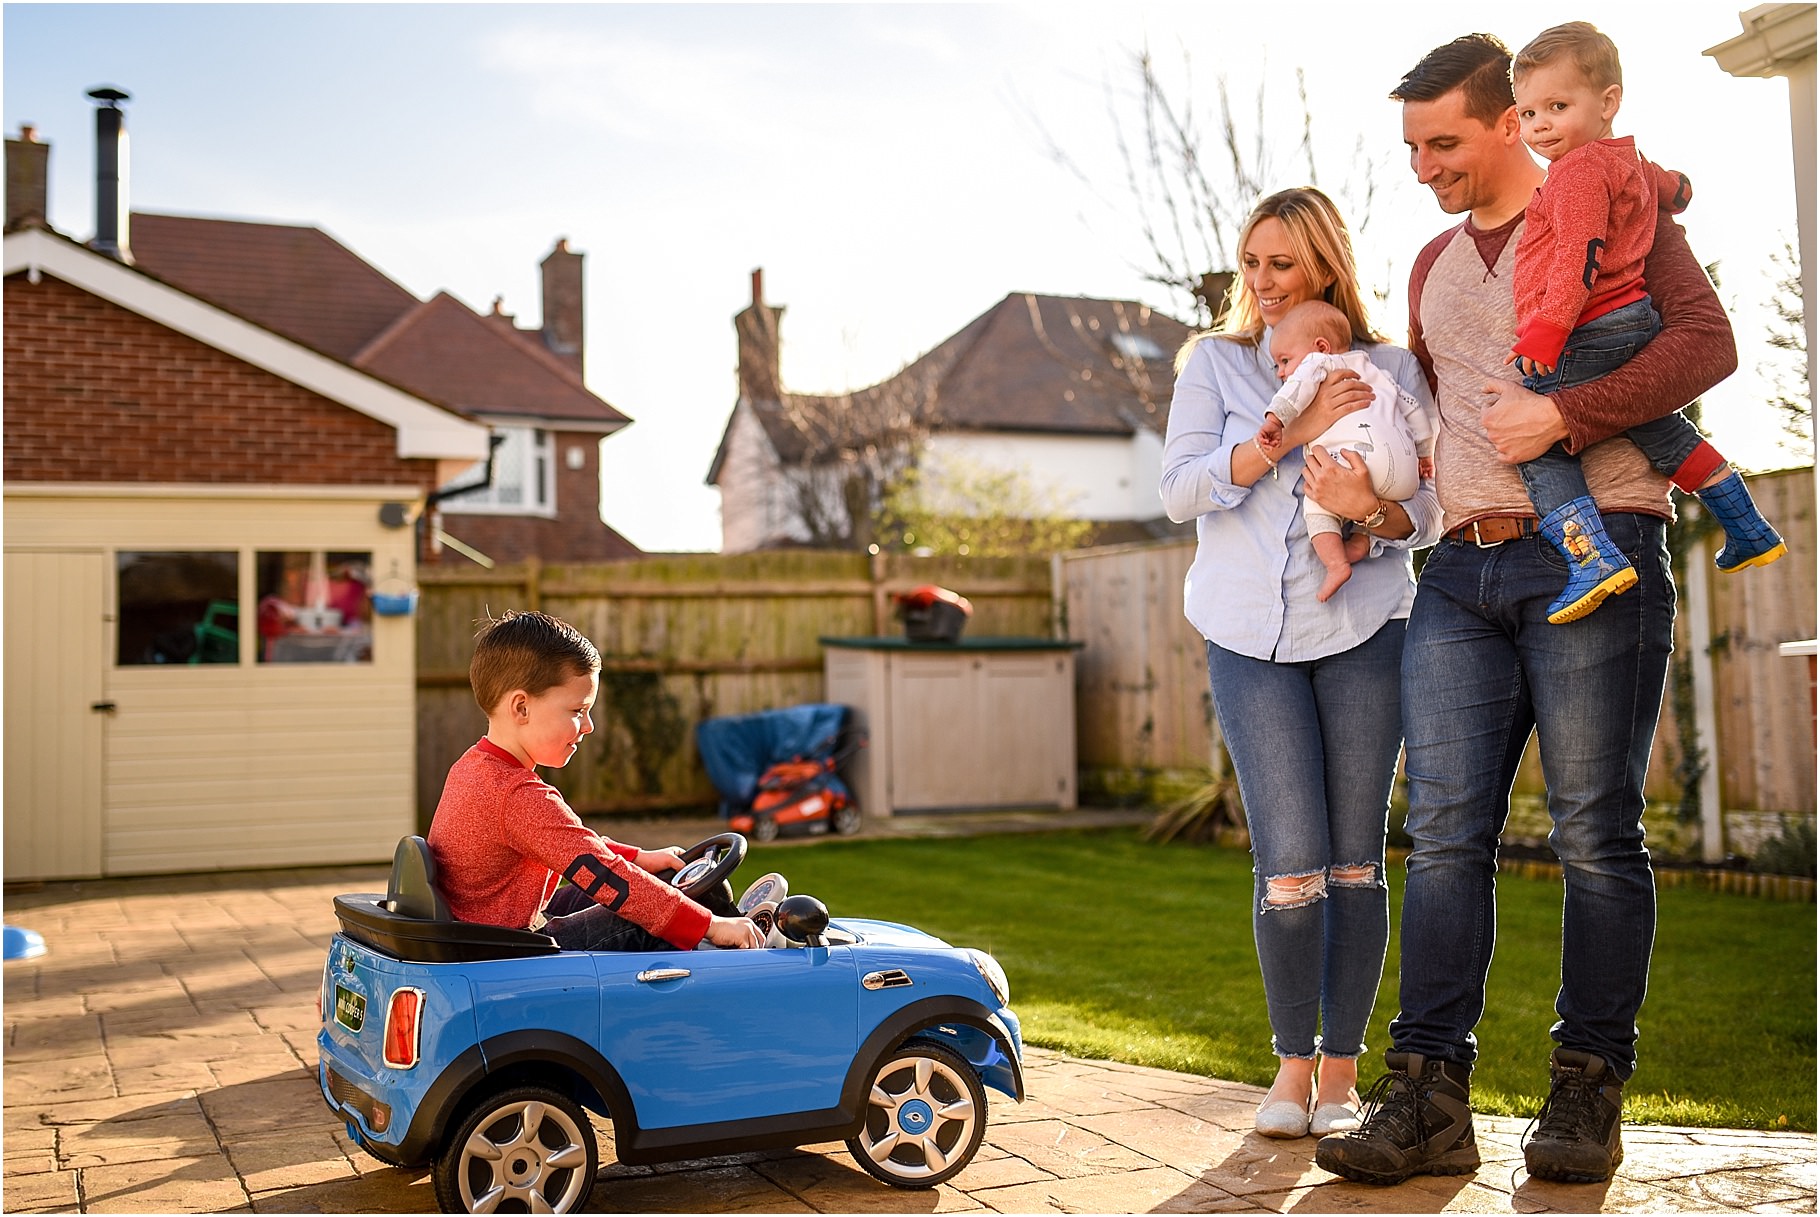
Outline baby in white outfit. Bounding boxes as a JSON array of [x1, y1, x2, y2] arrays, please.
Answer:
[[1258, 300, 1437, 603]]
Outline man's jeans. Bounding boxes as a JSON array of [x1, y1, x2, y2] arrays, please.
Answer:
[[1206, 620, 1404, 1061], [1391, 513, 1672, 1081]]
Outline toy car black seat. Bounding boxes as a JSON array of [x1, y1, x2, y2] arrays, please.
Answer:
[[335, 837, 558, 963], [385, 835, 452, 923]]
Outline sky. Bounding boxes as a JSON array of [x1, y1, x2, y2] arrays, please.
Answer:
[[4, 2, 1807, 552]]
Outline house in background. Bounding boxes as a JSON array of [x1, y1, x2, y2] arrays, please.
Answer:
[[1, 92, 628, 882], [707, 269, 1196, 554], [4, 146, 486, 878], [129, 219, 639, 566]]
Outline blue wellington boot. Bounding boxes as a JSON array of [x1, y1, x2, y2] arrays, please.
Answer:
[[1540, 496, 1638, 624], [1697, 472, 1787, 573]]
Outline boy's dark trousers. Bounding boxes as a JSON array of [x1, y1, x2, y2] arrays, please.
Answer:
[[540, 883, 672, 952], [1516, 298, 1702, 513]]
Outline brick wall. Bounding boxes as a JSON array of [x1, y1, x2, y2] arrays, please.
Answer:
[[4, 271, 444, 495], [436, 429, 641, 564]]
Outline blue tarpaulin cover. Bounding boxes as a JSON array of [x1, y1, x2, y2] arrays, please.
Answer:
[[695, 703, 851, 816]]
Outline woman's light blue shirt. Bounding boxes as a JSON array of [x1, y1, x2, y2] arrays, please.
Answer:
[[1159, 330, 1442, 663]]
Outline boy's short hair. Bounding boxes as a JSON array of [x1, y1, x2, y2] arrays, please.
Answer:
[[469, 610, 601, 713], [1281, 300, 1353, 355], [1514, 21, 1622, 90], [1391, 33, 1515, 126]]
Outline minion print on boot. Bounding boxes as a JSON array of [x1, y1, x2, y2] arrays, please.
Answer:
[[1541, 496, 1638, 624]]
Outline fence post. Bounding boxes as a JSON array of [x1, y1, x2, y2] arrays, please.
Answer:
[[1682, 505, 1725, 864], [525, 555, 543, 612], [869, 549, 888, 635]]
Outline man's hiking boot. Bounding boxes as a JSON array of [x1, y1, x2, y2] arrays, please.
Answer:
[[1314, 1052, 1479, 1185], [1523, 1048, 1625, 1183]]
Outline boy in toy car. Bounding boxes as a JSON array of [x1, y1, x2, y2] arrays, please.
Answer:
[[428, 610, 763, 951]]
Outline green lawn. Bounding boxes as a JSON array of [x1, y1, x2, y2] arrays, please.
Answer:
[[748, 828, 1816, 1132]]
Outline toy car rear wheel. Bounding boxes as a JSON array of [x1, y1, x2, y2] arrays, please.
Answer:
[[433, 1084, 598, 1214], [846, 1041, 985, 1188]]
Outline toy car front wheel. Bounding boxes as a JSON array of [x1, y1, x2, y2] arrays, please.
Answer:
[[433, 1084, 598, 1214], [846, 1042, 985, 1188]]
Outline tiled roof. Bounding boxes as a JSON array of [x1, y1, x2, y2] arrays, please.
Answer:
[[925, 293, 1191, 434], [129, 212, 418, 362], [128, 212, 626, 428], [727, 292, 1192, 474], [356, 293, 627, 425]]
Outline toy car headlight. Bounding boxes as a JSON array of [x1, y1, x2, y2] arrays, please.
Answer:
[[967, 949, 1010, 1006]]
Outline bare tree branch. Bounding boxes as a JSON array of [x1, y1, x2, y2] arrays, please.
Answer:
[[1759, 236, 1811, 463], [1030, 47, 1387, 326], [767, 368, 940, 549]]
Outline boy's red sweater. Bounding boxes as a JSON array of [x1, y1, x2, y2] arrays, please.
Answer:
[[426, 738, 711, 949], [1512, 136, 1691, 366]]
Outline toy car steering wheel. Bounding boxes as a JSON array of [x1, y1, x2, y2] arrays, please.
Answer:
[[667, 833, 747, 901]]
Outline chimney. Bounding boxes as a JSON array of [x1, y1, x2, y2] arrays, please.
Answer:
[[86, 86, 131, 262], [5, 125, 49, 233], [539, 238, 583, 375], [735, 267, 784, 403]]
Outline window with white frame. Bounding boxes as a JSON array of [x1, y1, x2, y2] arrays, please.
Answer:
[[437, 425, 554, 515]]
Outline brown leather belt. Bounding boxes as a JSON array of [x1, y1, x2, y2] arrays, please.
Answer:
[[1444, 516, 1541, 546]]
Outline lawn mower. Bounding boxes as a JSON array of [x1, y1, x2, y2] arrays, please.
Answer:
[[695, 702, 866, 841]]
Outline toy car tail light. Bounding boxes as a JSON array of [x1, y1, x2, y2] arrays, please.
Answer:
[[382, 987, 425, 1069]]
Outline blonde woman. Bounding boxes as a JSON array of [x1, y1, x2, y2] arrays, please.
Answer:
[[1160, 188, 1441, 1138]]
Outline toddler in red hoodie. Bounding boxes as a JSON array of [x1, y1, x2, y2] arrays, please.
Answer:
[[1503, 21, 1782, 626], [428, 610, 761, 952]]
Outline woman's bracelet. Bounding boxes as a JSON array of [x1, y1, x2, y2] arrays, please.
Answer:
[[1252, 436, 1278, 480]]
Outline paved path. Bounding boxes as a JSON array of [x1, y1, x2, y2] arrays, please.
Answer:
[[4, 818, 1814, 1214]]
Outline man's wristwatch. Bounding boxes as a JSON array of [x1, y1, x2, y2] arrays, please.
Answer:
[[1356, 501, 1389, 530]]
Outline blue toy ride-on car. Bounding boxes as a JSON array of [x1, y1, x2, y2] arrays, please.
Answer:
[[318, 833, 1023, 1213]]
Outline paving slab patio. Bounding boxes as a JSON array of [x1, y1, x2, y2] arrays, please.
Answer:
[[4, 820, 1814, 1214]]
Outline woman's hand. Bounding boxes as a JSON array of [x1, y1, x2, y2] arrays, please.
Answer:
[[1301, 446, 1380, 522], [1278, 370, 1373, 450]]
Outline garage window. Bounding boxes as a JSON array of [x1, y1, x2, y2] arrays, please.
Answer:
[[257, 550, 374, 664], [116, 551, 241, 665]]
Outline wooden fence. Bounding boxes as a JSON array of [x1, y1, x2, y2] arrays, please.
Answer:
[[414, 470, 1814, 839], [1057, 467, 1817, 826], [414, 551, 1052, 825], [1700, 467, 1815, 816], [1057, 540, 1219, 805]]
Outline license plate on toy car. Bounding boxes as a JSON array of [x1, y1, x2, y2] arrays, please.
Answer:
[[334, 984, 366, 1033]]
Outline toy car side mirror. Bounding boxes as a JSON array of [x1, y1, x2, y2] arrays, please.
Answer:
[[776, 895, 830, 947]]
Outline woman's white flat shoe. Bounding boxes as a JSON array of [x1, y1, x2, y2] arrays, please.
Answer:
[[1310, 1095, 1362, 1136], [1254, 1096, 1313, 1138]]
